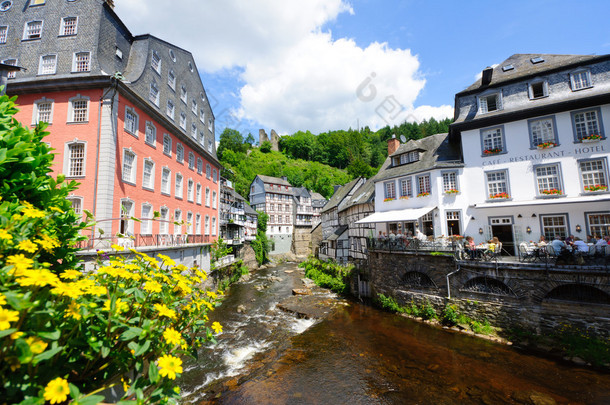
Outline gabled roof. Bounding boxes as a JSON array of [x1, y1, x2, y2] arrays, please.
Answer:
[[327, 225, 349, 241], [311, 192, 326, 201], [292, 187, 311, 198], [244, 203, 259, 216], [459, 53, 605, 95], [375, 133, 462, 182], [256, 175, 291, 186], [340, 176, 375, 212], [321, 177, 363, 213]]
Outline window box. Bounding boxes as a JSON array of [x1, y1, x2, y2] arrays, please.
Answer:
[[383, 197, 395, 202], [416, 192, 430, 198], [541, 189, 562, 196], [399, 195, 409, 200], [483, 148, 502, 155], [582, 134, 602, 143], [445, 189, 459, 195], [537, 142, 557, 150], [489, 192, 510, 199], [584, 184, 608, 192]]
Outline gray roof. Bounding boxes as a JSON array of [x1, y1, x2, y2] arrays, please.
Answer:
[[257, 175, 291, 187], [244, 204, 259, 216], [340, 176, 375, 212], [292, 187, 311, 198], [375, 133, 462, 182], [460, 53, 603, 94], [321, 177, 363, 213], [311, 192, 326, 201], [231, 189, 245, 202], [327, 225, 348, 241]]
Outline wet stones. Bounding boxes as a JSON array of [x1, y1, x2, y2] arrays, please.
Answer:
[[292, 288, 312, 296]]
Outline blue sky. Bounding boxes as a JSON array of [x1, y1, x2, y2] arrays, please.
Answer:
[[115, 0, 610, 140]]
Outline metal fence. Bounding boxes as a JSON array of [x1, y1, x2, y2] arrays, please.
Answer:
[[76, 233, 213, 251]]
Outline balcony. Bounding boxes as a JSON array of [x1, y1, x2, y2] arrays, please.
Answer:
[[76, 233, 213, 251]]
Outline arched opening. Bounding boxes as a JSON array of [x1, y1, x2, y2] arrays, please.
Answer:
[[545, 284, 610, 305], [402, 271, 437, 289], [462, 276, 515, 296]]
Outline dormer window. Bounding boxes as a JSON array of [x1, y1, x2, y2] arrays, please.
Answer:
[[479, 92, 502, 113], [392, 150, 420, 167], [528, 80, 548, 99], [570, 69, 592, 91], [151, 50, 161, 74]]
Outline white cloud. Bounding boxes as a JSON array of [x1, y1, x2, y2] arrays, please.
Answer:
[[113, 0, 451, 134]]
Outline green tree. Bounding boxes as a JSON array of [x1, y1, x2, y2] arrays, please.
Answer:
[[217, 128, 245, 159], [259, 140, 272, 153], [251, 211, 270, 264], [244, 133, 255, 147]]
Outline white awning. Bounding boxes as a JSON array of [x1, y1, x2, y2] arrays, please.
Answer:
[[356, 206, 436, 224]]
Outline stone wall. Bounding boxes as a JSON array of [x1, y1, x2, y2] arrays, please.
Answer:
[[368, 250, 610, 338], [293, 226, 312, 257], [238, 242, 258, 269]]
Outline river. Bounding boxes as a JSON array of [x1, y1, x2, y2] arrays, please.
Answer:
[[180, 262, 610, 404]]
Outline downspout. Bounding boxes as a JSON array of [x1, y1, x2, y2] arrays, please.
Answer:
[[446, 264, 460, 299]]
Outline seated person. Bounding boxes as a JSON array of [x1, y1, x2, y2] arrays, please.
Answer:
[[573, 237, 589, 253], [538, 235, 547, 246], [464, 236, 476, 259], [550, 236, 566, 255], [595, 236, 609, 253], [488, 236, 500, 252]]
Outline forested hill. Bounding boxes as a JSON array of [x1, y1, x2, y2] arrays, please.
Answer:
[[218, 118, 452, 199]]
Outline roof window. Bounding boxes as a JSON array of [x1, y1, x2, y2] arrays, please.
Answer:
[[530, 57, 545, 64], [502, 64, 514, 72]]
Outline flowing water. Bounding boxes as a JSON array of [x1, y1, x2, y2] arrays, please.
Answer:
[[181, 263, 610, 404]]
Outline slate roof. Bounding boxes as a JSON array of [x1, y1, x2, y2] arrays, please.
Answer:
[[321, 177, 363, 214], [375, 133, 462, 182], [327, 225, 349, 241], [340, 176, 375, 212], [459, 54, 604, 95], [243, 204, 259, 216], [257, 175, 292, 186], [292, 187, 311, 199]]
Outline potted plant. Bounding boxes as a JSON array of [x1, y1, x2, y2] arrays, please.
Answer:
[[582, 134, 602, 143], [417, 192, 430, 198], [483, 148, 502, 155], [584, 184, 608, 192], [383, 197, 395, 202], [489, 192, 510, 199], [445, 189, 459, 195], [399, 195, 409, 200], [541, 189, 562, 195], [537, 141, 557, 149]]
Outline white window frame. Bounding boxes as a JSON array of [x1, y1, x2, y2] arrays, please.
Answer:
[[149, 81, 159, 106], [206, 164, 211, 179], [187, 179, 194, 202], [174, 209, 182, 235], [534, 163, 563, 196], [161, 167, 171, 195], [212, 216, 217, 236], [485, 169, 510, 199], [441, 171, 458, 193], [571, 107, 605, 142], [529, 116, 558, 147], [151, 50, 161, 75], [145, 122, 156, 146], [384, 181, 396, 200], [478, 91, 502, 114], [3, 59, 17, 79], [205, 215, 210, 236], [540, 214, 569, 240], [196, 183, 202, 204], [0, 26, 8, 44], [208, 139, 213, 153], [38, 54, 57, 75], [32, 97, 54, 125], [72, 51, 91, 72], [191, 100, 197, 114], [579, 158, 608, 193], [64, 141, 86, 178], [197, 158, 203, 174], [59, 16, 77, 36], [416, 174, 431, 195], [213, 169, 217, 183], [168, 70, 176, 90], [122, 149, 137, 184], [586, 212, 610, 238], [163, 134, 172, 156], [23, 20, 43, 40], [166, 100, 175, 120], [528, 80, 548, 100], [124, 107, 138, 136], [195, 214, 201, 235], [119, 199, 135, 236], [68, 95, 89, 123], [180, 112, 187, 131], [141, 203, 153, 235], [191, 123, 197, 139], [480, 125, 506, 155], [570, 69, 593, 91], [67, 196, 83, 217], [180, 85, 187, 104], [142, 158, 155, 190], [176, 143, 184, 163], [205, 187, 210, 207], [212, 190, 217, 209], [188, 152, 195, 170], [200, 108, 205, 123], [175, 173, 183, 199], [159, 206, 169, 235], [187, 212, 193, 234]]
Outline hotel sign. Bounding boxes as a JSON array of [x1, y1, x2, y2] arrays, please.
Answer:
[[482, 144, 606, 166]]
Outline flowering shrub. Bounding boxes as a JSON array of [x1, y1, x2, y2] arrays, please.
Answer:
[[383, 197, 395, 202], [582, 134, 602, 141], [416, 192, 430, 198], [541, 189, 562, 195], [489, 192, 510, 199], [584, 184, 608, 192], [0, 93, 223, 404], [444, 189, 459, 195], [483, 148, 502, 155], [537, 141, 557, 149]]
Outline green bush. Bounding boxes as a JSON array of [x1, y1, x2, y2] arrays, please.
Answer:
[[441, 304, 459, 326], [299, 257, 353, 294], [419, 300, 437, 320]]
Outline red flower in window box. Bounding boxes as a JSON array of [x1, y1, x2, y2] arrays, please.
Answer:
[[537, 142, 557, 149], [444, 189, 459, 195], [417, 192, 430, 198], [489, 192, 510, 199], [483, 148, 502, 155], [584, 184, 608, 192], [541, 189, 562, 195], [582, 134, 602, 142]]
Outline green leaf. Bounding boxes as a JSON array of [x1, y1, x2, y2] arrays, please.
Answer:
[[17, 397, 45, 405], [0, 328, 17, 338], [69, 383, 80, 400], [117, 401, 138, 405], [101, 345, 110, 358], [75, 395, 105, 405], [134, 340, 150, 357], [120, 327, 143, 341], [16, 338, 33, 363], [38, 330, 61, 340], [33, 345, 63, 364], [148, 362, 159, 384]]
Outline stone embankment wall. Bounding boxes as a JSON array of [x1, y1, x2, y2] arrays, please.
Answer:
[[293, 226, 313, 257], [368, 251, 610, 338], [238, 242, 258, 269]]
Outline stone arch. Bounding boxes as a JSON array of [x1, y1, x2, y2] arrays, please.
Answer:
[[462, 276, 516, 297], [544, 284, 610, 305], [402, 271, 437, 289]]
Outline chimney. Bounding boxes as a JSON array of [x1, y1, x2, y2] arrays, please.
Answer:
[[281, 176, 288, 182], [387, 134, 400, 156], [481, 67, 493, 86]]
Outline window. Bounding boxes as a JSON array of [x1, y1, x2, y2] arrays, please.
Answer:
[[442, 172, 458, 193], [119, 200, 134, 235], [205, 215, 210, 235], [571, 108, 604, 142], [384, 181, 396, 200], [535, 164, 562, 196], [38, 54, 57, 75], [67, 197, 82, 217], [212, 191, 217, 209], [481, 126, 505, 154], [174, 209, 182, 234], [3, 59, 17, 79], [417, 175, 431, 195], [191, 100, 197, 114], [168, 49, 176, 62], [206, 164, 211, 179], [208, 117, 213, 131], [0, 1, 11, 12], [151, 50, 161, 74], [141, 204, 153, 235], [180, 112, 186, 130], [33, 99, 53, 124], [66, 143, 85, 177], [166, 100, 175, 120], [197, 158, 203, 174], [23, 21, 43, 40], [570, 69, 592, 91], [208, 139, 213, 153], [579, 159, 608, 193], [187, 179, 194, 202], [175, 173, 183, 199], [163, 134, 172, 156], [145, 122, 156, 146], [176, 143, 184, 163], [72, 52, 90, 72], [180, 85, 187, 103], [0, 26, 7, 44], [149, 81, 159, 106], [196, 183, 202, 204], [159, 207, 169, 234], [212, 216, 217, 236], [142, 159, 154, 190], [587, 212, 610, 238], [124, 107, 138, 135], [191, 123, 197, 139], [486, 170, 509, 199], [205, 187, 210, 206], [60, 16, 77, 36], [529, 117, 557, 147], [188, 152, 195, 170], [200, 108, 205, 123], [30, 0, 45, 5], [446, 211, 461, 236], [528, 80, 548, 99], [478, 92, 502, 113], [122, 150, 136, 184], [213, 169, 217, 183], [168, 70, 176, 90], [198, 131, 205, 145], [187, 212, 193, 234], [195, 214, 201, 234], [540, 214, 568, 240], [69, 96, 89, 122], [161, 167, 171, 195]]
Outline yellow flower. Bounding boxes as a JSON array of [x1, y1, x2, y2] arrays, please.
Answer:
[[49, 206, 64, 213], [157, 354, 183, 380], [0, 293, 6, 306], [60, 269, 82, 280], [43, 377, 70, 404], [51, 282, 83, 299], [0, 307, 19, 330], [10, 331, 24, 340], [84, 285, 107, 296], [110, 244, 125, 251], [21, 202, 45, 219], [154, 303, 177, 319], [16, 240, 38, 253], [211, 321, 223, 334], [26, 336, 48, 354], [6, 254, 34, 274], [157, 254, 176, 267], [0, 229, 13, 241], [103, 298, 129, 315], [17, 269, 59, 288], [36, 234, 60, 252], [206, 291, 218, 300], [144, 281, 162, 293], [163, 327, 182, 346], [64, 301, 82, 320]]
